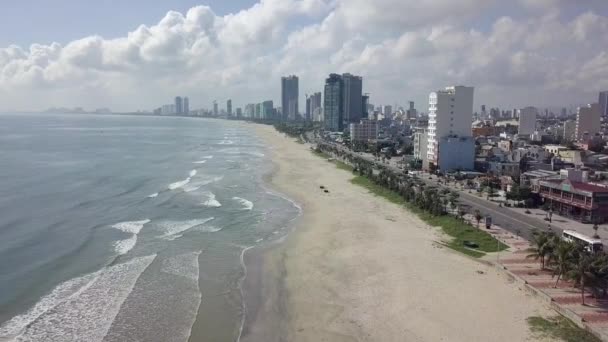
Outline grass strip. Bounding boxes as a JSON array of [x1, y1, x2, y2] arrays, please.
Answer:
[[527, 316, 600, 342], [349, 175, 508, 257]]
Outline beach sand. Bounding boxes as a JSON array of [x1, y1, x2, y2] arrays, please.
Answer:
[[241, 124, 552, 342]]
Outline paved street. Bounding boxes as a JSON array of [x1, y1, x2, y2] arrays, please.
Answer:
[[324, 141, 561, 242]]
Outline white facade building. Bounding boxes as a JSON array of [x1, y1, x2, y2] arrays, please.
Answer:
[[427, 86, 474, 167], [518, 106, 537, 135], [413, 129, 428, 163], [576, 103, 601, 141]]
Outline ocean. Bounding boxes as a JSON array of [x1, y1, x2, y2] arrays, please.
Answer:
[[0, 113, 300, 341]]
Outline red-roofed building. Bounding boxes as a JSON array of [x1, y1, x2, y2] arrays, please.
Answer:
[[538, 179, 608, 223]]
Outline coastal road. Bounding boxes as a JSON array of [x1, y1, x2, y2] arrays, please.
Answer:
[[324, 142, 556, 242]]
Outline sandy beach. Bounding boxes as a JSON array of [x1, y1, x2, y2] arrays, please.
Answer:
[[241, 124, 552, 342]]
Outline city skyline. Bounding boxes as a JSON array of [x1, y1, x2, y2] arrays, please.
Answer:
[[1, 1, 608, 112]]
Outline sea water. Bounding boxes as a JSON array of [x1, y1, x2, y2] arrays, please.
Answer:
[[0, 113, 300, 342]]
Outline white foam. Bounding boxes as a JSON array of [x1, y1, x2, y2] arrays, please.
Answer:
[[202, 155, 213, 159], [147, 192, 159, 198], [192, 160, 207, 164], [157, 218, 215, 240], [196, 176, 224, 186], [202, 192, 222, 208], [218, 140, 234, 145], [0, 255, 156, 341], [114, 235, 137, 255], [183, 185, 201, 193], [192, 225, 223, 233], [111, 219, 150, 235], [233, 197, 254, 210], [189, 169, 197, 177], [169, 177, 191, 190], [160, 251, 201, 281]]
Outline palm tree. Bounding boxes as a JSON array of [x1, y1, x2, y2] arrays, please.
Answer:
[[551, 241, 575, 288], [526, 230, 555, 269], [565, 252, 593, 305], [474, 210, 483, 228]]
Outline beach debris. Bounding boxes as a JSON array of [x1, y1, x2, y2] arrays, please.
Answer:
[[324, 189, 329, 193], [320, 185, 325, 189], [477, 270, 485, 275]]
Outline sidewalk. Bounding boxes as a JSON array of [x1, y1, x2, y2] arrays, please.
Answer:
[[511, 207, 608, 244], [466, 215, 608, 341]]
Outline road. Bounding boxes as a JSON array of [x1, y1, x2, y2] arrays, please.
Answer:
[[324, 141, 556, 242]]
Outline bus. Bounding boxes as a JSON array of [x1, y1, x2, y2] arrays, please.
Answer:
[[561, 230, 604, 253]]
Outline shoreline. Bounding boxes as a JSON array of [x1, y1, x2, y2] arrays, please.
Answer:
[[241, 124, 554, 342]]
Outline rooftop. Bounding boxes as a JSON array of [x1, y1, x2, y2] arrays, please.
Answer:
[[541, 179, 608, 194]]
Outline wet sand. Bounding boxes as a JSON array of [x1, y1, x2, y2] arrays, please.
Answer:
[[241, 124, 552, 342]]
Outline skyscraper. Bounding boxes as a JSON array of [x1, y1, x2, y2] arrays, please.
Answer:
[[281, 75, 299, 121], [310, 92, 322, 122], [183, 97, 189, 115], [305, 95, 312, 121], [213, 101, 218, 116], [427, 86, 474, 169], [382, 105, 392, 118], [175, 96, 183, 115], [342, 73, 363, 125], [262, 101, 274, 120], [576, 103, 601, 141], [324, 74, 344, 131], [236, 108, 242, 118], [227, 99, 232, 116], [362, 95, 370, 119], [599, 91, 608, 117], [518, 106, 538, 135], [406, 101, 417, 120]]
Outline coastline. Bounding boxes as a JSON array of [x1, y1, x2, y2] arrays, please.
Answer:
[[239, 124, 555, 342]]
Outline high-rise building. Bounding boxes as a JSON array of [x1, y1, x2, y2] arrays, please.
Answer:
[[305, 95, 312, 121], [599, 91, 608, 117], [362, 95, 370, 119], [281, 75, 299, 121], [236, 108, 243, 118], [349, 119, 378, 144], [406, 101, 417, 120], [175, 96, 183, 115], [255, 103, 262, 119], [262, 101, 274, 120], [342, 73, 363, 125], [183, 97, 189, 115], [324, 74, 344, 131], [213, 101, 218, 116], [427, 86, 474, 170], [227, 99, 232, 116], [563, 120, 576, 142], [576, 103, 601, 141], [382, 105, 392, 118], [518, 106, 538, 136], [310, 92, 322, 121], [245, 104, 255, 118]]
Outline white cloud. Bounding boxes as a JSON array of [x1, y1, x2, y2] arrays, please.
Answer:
[[0, 0, 607, 111]]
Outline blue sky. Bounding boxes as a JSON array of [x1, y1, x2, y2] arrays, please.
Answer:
[[0, 0, 607, 112], [0, 0, 258, 46]]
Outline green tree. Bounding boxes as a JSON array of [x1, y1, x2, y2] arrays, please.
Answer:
[[551, 241, 575, 288], [474, 210, 483, 228], [565, 252, 593, 305], [526, 230, 556, 269]]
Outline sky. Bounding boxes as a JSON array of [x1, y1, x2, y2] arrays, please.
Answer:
[[1, 0, 608, 112]]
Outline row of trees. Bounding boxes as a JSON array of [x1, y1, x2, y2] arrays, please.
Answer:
[[273, 121, 318, 138], [316, 143, 463, 219], [527, 230, 608, 305]]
